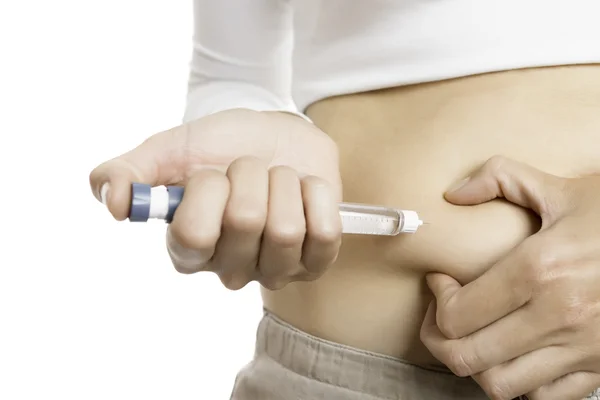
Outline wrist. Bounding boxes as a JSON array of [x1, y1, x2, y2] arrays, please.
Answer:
[[262, 110, 313, 125]]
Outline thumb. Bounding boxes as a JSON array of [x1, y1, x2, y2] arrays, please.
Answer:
[[89, 126, 188, 220], [426, 273, 461, 308], [444, 156, 565, 217], [426, 273, 463, 338]]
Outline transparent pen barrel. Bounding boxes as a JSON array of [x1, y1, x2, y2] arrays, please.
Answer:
[[339, 203, 404, 236]]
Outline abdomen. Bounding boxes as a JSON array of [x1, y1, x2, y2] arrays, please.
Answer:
[[262, 65, 600, 364]]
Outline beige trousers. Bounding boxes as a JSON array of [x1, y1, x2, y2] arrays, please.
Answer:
[[229, 311, 600, 400]]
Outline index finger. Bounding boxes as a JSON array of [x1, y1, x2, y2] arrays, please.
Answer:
[[428, 237, 535, 339], [89, 124, 190, 220]]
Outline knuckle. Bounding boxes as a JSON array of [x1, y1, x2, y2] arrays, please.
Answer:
[[485, 155, 508, 172], [558, 298, 589, 330], [303, 260, 330, 276], [223, 206, 266, 233], [302, 175, 339, 201], [260, 263, 303, 281], [261, 278, 290, 291], [219, 273, 251, 291], [171, 224, 218, 250], [521, 241, 559, 286], [265, 222, 306, 246], [309, 223, 342, 245], [446, 347, 473, 377], [535, 248, 561, 272], [296, 271, 322, 282], [477, 371, 511, 400]]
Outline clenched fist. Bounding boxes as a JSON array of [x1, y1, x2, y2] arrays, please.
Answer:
[[90, 109, 343, 290]]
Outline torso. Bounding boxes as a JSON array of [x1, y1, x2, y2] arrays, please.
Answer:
[[262, 65, 600, 366]]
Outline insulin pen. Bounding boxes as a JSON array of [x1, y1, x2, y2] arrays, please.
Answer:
[[127, 183, 424, 236]]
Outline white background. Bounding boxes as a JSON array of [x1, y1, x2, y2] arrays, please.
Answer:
[[0, 1, 262, 399]]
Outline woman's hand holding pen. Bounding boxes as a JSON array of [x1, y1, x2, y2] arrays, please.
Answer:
[[89, 109, 343, 290]]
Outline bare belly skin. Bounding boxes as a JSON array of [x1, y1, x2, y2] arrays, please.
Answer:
[[262, 65, 600, 366]]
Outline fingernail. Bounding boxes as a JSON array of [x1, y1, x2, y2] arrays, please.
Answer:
[[100, 183, 110, 206], [447, 177, 470, 193]]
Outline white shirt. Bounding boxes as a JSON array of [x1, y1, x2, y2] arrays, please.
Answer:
[[183, 0, 600, 123]]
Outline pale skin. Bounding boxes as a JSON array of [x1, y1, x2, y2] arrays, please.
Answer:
[[90, 109, 343, 290], [421, 159, 600, 399], [90, 65, 600, 400]]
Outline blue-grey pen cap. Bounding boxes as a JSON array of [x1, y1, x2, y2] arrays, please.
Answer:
[[166, 186, 184, 223], [129, 183, 151, 222]]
